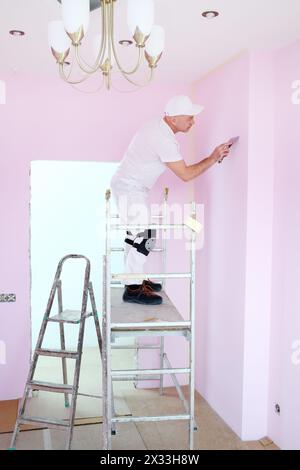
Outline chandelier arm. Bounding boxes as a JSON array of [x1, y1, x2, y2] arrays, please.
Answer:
[[74, 47, 104, 74], [59, 63, 92, 85], [107, 0, 112, 66], [73, 1, 108, 75], [112, 42, 143, 76], [61, 54, 75, 81], [110, 0, 143, 76], [93, 0, 107, 68], [116, 66, 154, 88], [111, 80, 151, 94], [70, 78, 105, 94]]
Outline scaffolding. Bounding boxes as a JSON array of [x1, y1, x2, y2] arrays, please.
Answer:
[[102, 188, 198, 450]]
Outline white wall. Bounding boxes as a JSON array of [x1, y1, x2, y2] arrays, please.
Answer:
[[30, 161, 122, 350]]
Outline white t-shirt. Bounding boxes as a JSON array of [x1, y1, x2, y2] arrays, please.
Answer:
[[111, 118, 183, 190]]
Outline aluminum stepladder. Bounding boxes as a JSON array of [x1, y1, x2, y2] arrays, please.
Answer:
[[102, 188, 197, 450], [9, 254, 102, 450]]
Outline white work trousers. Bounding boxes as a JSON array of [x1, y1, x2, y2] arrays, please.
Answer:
[[111, 180, 155, 286]]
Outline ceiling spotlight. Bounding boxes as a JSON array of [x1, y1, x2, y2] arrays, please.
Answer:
[[119, 39, 133, 47], [9, 30, 25, 36], [202, 11, 219, 19]]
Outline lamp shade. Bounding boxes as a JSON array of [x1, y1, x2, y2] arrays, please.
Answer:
[[145, 25, 165, 57], [61, 0, 90, 35], [127, 0, 154, 36], [48, 20, 71, 53]]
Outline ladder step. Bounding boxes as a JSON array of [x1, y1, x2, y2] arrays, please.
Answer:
[[112, 375, 161, 381], [111, 247, 164, 253], [48, 309, 93, 324], [36, 348, 78, 359], [111, 368, 190, 377], [19, 416, 70, 429], [28, 380, 73, 394], [112, 414, 190, 424]]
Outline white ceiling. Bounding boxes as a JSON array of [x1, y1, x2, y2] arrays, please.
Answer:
[[1, 0, 300, 83]]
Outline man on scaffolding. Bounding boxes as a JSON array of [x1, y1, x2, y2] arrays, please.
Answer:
[[111, 95, 231, 305]]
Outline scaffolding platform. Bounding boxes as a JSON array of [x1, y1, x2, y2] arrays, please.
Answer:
[[110, 287, 190, 338]]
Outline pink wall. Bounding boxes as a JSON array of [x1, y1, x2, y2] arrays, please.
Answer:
[[193, 42, 300, 447], [268, 39, 300, 450], [193, 54, 250, 436], [241, 52, 275, 440], [0, 72, 189, 400]]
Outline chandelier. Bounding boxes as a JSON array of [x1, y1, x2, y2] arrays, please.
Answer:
[[48, 0, 165, 91]]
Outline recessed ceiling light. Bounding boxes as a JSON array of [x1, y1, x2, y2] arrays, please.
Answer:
[[119, 39, 133, 47], [9, 30, 25, 36], [202, 11, 219, 19]]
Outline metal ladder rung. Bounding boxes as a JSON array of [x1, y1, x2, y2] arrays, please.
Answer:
[[77, 392, 102, 399], [36, 348, 78, 359], [19, 416, 70, 429], [28, 380, 73, 394], [111, 247, 164, 253], [111, 345, 160, 350], [112, 273, 191, 280], [110, 214, 164, 220], [112, 375, 161, 381], [48, 309, 93, 324], [111, 321, 191, 329], [111, 214, 163, 220], [111, 367, 190, 377], [112, 414, 190, 424], [111, 223, 185, 230]]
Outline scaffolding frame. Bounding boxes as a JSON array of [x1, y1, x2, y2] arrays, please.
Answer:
[[102, 188, 197, 450]]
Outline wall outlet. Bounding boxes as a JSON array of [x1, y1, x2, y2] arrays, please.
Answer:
[[0, 294, 16, 302]]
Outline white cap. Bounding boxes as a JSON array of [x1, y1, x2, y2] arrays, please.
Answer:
[[165, 95, 204, 117]]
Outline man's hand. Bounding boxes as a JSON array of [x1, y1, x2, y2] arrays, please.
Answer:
[[210, 143, 231, 163], [166, 142, 232, 182]]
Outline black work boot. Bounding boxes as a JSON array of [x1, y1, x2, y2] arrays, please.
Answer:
[[142, 279, 162, 292], [123, 284, 162, 305]]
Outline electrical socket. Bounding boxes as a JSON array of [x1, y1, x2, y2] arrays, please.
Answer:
[[0, 294, 16, 302]]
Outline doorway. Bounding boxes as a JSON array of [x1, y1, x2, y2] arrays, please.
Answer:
[[30, 160, 121, 350]]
